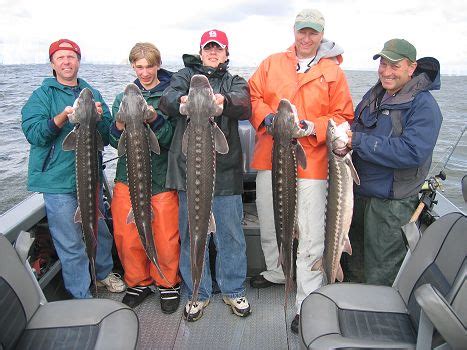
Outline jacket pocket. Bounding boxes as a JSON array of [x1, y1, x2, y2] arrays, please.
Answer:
[[394, 167, 418, 181], [41, 144, 56, 172]]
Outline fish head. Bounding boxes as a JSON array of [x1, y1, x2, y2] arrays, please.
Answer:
[[273, 99, 297, 144], [69, 88, 98, 124], [182, 75, 221, 124], [117, 83, 152, 125], [326, 119, 337, 143], [327, 120, 350, 156]]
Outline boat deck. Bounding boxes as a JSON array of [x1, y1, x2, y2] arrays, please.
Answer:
[[99, 281, 301, 350], [1, 193, 302, 349]]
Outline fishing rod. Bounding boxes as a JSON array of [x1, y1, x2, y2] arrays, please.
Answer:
[[429, 124, 466, 177], [409, 125, 466, 226], [424, 124, 466, 189]]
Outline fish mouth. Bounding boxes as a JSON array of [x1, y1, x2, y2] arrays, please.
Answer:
[[125, 83, 140, 93], [73, 89, 93, 111], [332, 147, 350, 157], [190, 75, 210, 89]]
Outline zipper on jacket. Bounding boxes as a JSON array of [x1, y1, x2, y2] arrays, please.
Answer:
[[41, 144, 55, 172]]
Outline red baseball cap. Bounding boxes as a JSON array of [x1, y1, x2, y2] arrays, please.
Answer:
[[49, 39, 81, 60], [200, 29, 228, 49]]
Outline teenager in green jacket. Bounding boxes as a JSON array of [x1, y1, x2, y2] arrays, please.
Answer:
[[110, 43, 181, 313]]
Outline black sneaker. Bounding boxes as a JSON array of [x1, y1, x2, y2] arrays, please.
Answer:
[[291, 314, 299, 334], [249, 275, 280, 288], [121, 286, 153, 308], [158, 284, 181, 314]]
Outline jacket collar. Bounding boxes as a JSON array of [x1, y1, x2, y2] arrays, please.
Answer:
[[43, 77, 92, 94], [182, 54, 229, 77], [133, 68, 173, 96]]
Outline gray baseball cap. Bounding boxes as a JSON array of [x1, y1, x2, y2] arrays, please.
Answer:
[[294, 9, 325, 32]]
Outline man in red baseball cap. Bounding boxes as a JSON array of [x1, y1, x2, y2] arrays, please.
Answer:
[[160, 29, 252, 322], [198, 29, 229, 69], [48, 38, 82, 82], [49, 38, 81, 59], [21, 39, 126, 299], [199, 29, 229, 49]]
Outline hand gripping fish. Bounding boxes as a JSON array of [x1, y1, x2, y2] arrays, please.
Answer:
[[62, 88, 104, 295], [179, 75, 228, 312], [115, 83, 171, 284], [314, 120, 360, 283], [271, 99, 307, 306]]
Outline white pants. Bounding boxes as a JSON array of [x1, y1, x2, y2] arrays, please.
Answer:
[[255, 170, 326, 313]]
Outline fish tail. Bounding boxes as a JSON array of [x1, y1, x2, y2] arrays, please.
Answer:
[[90, 257, 98, 297], [151, 257, 175, 289], [283, 270, 295, 309], [190, 281, 201, 314]]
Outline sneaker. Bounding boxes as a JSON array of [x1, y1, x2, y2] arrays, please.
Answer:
[[122, 286, 154, 308], [96, 273, 127, 293], [158, 284, 181, 314], [222, 296, 251, 317], [183, 299, 210, 322], [291, 314, 299, 334]]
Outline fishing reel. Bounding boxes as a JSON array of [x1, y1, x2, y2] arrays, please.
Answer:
[[419, 171, 446, 226], [421, 170, 446, 192]]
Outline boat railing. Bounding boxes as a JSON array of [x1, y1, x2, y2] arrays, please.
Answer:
[[0, 192, 45, 243]]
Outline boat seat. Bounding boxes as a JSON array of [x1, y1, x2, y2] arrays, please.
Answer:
[[0, 234, 139, 350], [300, 212, 467, 349]]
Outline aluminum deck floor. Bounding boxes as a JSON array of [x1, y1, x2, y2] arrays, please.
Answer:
[[99, 280, 301, 350]]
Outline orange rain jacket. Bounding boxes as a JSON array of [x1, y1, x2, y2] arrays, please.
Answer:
[[249, 42, 354, 180]]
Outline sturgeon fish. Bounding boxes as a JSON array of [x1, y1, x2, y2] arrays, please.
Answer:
[[62, 88, 104, 294], [318, 119, 360, 283], [115, 83, 168, 282], [271, 99, 307, 305], [180, 75, 228, 310]]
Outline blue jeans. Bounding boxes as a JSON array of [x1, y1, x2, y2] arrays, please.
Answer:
[[43, 190, 114, 298], [178, 191, 247, 301]]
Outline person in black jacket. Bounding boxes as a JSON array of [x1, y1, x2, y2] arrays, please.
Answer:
[[159, 29, 252, 322]]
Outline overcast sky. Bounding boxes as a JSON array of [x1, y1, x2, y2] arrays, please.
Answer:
[[1, 0, 466, 74]]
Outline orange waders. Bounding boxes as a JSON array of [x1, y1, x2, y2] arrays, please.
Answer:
[[111, 182, 181, 288]]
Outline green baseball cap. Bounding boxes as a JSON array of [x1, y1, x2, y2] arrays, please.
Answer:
[[294, 9, 325, 32], [373, 39, 416, 62]]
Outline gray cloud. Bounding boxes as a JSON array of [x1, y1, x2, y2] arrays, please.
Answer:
[[0, 0, 31, 18], [171, 0, 294, 30], [12, 8, 31, 18]]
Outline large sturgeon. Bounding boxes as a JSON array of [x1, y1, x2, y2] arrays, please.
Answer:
[[271, 99, 307, 305], [179, 75, 228, 311], [62, 88, 104, 294], [317, 119, 360, 283], [115, 83, 168, 283]]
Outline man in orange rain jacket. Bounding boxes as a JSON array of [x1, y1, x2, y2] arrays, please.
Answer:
[[248, 8, 354, 334]]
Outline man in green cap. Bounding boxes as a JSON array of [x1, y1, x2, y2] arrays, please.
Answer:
[[343, 38, 443, 285]]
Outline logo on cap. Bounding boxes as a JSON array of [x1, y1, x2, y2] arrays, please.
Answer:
[[200, 29, 229, 49]]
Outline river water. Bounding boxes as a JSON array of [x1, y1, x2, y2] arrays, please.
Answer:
[[0, 64, 465, 214]]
